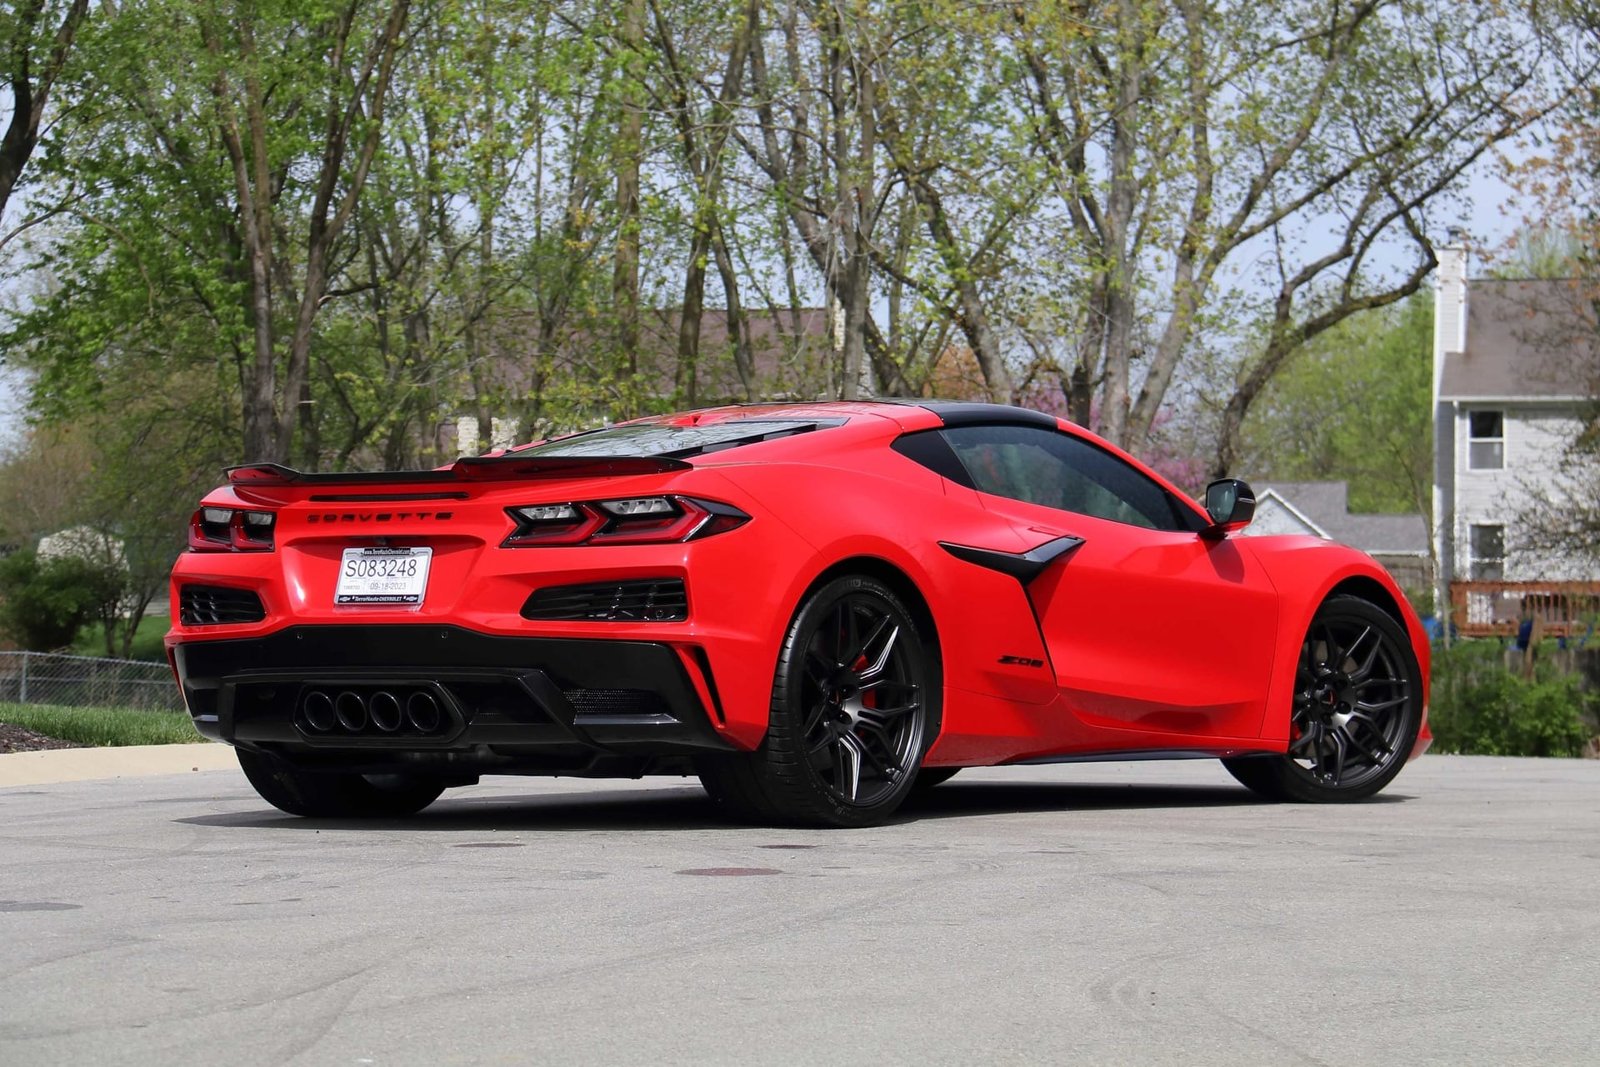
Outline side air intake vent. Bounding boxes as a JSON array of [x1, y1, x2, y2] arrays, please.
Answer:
[[522, 579, 688, 622], [180, 585, 266, 626]]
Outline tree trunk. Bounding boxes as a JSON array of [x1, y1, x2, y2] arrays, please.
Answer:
[[0, 0, 89, 220], [612, 0, 646, 400]]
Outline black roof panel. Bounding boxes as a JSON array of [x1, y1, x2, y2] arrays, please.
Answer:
[[913, 401, 1060, 429]]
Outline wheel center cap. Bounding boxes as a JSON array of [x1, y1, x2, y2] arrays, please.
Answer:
[[839, 693, 867, 726]]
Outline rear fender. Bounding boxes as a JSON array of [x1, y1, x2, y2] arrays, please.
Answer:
[[712, 465, 1054, 753]]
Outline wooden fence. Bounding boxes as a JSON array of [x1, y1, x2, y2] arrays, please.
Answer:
[[1449, 581, 1600, 640]]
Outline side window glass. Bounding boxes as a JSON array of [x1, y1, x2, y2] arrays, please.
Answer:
[[941, 424, 1198, 532]]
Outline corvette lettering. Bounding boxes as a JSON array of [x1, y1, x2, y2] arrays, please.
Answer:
[[306, 512, 453, 523]]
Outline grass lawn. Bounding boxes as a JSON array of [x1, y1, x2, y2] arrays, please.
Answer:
[[0, 702, 204, 747], [71, 615, 171, 662]]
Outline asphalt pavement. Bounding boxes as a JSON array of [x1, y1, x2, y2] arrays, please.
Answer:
[[2, 752, 1597, 1066]]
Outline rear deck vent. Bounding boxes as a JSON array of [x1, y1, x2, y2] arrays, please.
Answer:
[[522, 579, 688, 622], [180, 585, 266, 626]]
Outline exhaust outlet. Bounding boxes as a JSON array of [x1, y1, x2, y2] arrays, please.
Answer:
[[406, 690, 442, 733], [335, 690, 368, 732], [369, 690, 403, 733], [300, 690, 335, 732]]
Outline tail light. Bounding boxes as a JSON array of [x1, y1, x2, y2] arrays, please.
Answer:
[[503, 496, 749, 547], [189, 507, 276, 552]]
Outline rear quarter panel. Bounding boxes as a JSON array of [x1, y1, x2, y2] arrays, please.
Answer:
[[705, 446, 1060, 759]]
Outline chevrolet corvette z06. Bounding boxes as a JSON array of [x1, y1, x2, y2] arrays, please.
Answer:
[[167, 401, 1430, 827]]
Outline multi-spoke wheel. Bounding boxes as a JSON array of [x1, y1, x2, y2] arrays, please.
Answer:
[[237, 749, 445, 818], [1224, 595, 1422, 802], [698, 574, 939, 827]]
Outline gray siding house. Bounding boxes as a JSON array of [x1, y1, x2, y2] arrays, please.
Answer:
[[1431, 239, 1600, 632]]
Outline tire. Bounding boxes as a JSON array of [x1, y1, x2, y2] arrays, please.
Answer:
[[236, 749, 445, 818], [1224, 595, 1423, 803], [912, 767, 960, 790], [698, 574, 940, 828]]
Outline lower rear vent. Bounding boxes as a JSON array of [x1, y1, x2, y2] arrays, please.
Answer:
[[567, 688, 672, 720], [522, 578, 688, 622], [180, 585, 266, 626]]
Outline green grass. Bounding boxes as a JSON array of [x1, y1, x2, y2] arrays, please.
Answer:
[[0, 701, 205, 747], [70, 615, 171, 662]]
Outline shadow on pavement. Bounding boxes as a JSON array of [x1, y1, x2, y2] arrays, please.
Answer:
[[176, 774, 1407, 833]]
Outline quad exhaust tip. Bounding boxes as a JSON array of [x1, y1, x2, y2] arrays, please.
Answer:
[[406, 691, 442, 733], [301, 690, 336, 732], [369, 690, 402, 733], [335, 690, 368, 732], [294, 687, 449, 737]]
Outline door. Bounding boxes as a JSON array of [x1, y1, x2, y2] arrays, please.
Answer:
[[942, 423, 1279, 742]]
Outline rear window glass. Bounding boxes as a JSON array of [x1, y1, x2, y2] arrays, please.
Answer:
[[516, 419, 832, 459]]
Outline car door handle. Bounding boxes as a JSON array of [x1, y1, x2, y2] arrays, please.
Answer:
[[938, 535, 1085, 584]]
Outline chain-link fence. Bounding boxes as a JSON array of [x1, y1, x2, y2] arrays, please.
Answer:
[[0, 651, 181, 711]]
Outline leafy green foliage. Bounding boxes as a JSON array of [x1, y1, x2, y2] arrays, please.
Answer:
[[0, 549, 124, 651], [1240, 293, 1433, 515], [0, 1, 1584, 521], [0, 703, 204, 747], [71, 615, 170, 663], [1429, 642, 1597, 758]]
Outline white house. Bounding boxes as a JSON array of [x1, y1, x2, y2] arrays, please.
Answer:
[[1432, 237, 1600, 631]]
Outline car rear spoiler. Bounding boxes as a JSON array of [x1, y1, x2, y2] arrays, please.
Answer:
[[225, 455, 693, 487]]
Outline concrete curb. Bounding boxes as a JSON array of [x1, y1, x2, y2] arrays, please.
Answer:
[[0, 742, 237, 788]]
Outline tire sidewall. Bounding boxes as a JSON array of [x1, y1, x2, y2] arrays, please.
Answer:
[[768, 574, 940, 826], [1285, 595, 1424, 801]]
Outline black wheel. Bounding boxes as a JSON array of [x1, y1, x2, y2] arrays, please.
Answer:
[[1224, 595, 1422, 802], [912, 766, 960, 790], [698, 574, 940, 827], [236, 749, 445, 818]]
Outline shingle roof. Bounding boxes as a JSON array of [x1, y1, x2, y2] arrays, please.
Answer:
[[1439, 279, 1600, 400], [1254, 481, 1428, 555]]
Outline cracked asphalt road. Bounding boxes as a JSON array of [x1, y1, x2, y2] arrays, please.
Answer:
[[3, 754, 1597, 1066]]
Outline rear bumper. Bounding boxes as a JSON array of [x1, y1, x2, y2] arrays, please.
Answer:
[[171, 624, 733, 776]]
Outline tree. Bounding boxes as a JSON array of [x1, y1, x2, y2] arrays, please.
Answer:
[[0, 548, 121, 652], [0, 0, 89, 225], [3, 0, 1591, 497], [648, 0, 759, 403], [1003, 0, 1580, 472], [0, 392, 226, 657], [1239, 292, 1433, 518], [11, 1, 412, 465]]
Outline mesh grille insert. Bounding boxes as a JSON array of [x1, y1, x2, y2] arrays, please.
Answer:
[[522, 579, 688, 622], [566, 688, 672, 718], [180, 585, 266, 626]]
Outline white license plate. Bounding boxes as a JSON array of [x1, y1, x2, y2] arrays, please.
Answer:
[[335, 547, 433, 606]]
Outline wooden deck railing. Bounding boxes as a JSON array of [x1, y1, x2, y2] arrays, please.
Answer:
[[1449, 580, 1600, 639]]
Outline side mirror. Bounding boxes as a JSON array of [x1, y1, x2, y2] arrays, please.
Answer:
[[1202, 478, 1255, 537]]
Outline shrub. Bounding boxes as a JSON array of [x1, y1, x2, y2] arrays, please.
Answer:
[[0, 549, 124, 651], [1429, 641, 1596, 757]]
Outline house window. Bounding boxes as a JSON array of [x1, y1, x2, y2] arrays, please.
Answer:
[[1468, 410, 1504, 470], [1470, 524, 1505, 581]]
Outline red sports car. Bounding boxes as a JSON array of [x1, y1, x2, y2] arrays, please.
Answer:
[[167, 401, 1430, 827]]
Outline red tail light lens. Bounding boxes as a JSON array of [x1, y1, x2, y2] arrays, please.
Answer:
[[189, 507, 275, 552], [503, 496, 749, 547]]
